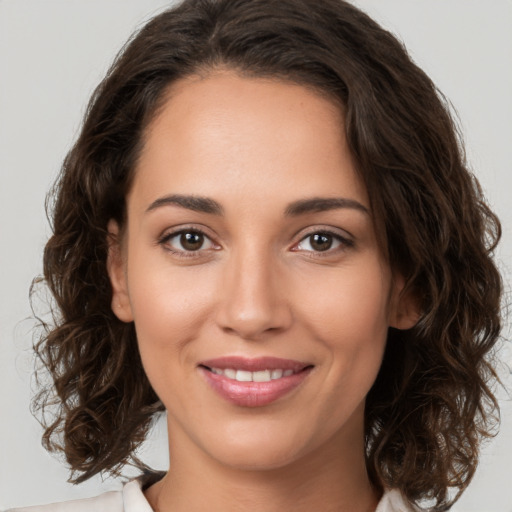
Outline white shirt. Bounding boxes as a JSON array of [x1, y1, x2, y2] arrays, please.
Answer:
[[9, 479, 418, 512]]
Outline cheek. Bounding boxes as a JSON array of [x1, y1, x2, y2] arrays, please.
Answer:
[[299, 261, 391, 342], [296, 261, 391, 390], [125, 253, 218, 373]]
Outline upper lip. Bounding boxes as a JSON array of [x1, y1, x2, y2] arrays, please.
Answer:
[[199, 356, 312, 373]]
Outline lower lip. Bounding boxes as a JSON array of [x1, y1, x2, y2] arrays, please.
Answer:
[[200, 367, 312, 407]]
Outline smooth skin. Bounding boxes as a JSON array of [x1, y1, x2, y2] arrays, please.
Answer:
[[108, 71, 417, 512]]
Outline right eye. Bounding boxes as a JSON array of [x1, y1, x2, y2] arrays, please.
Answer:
[[159, 229, 217, 258]]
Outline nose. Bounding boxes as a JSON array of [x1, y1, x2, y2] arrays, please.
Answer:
[[215, 245, 293, 340]]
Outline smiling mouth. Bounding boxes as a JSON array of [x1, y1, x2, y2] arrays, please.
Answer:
[[198, 357, 314, 407]]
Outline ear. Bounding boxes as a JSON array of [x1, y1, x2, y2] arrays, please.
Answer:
[[106, 219, 134, 323], [388, 274, 420, 330]]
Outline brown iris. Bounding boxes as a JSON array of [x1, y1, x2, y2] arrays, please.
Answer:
[[180, 232, 204, 250], [309, 233, 333, 251]]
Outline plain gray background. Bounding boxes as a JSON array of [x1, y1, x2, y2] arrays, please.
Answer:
[[1, 1, 511, 510]]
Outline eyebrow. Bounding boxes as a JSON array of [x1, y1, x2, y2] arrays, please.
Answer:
[[146, 194, 224, 215], [284, 197, 369, 216], [145, 194, 368, 216]]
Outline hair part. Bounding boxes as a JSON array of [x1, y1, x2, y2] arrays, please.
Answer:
[[33, 1, 502, 509]]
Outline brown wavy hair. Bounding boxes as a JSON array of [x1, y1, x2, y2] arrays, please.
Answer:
[[32, 0, 503, 509]]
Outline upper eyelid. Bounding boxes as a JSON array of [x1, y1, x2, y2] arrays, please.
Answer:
[[159, 224, 215, 241], [293, 225, 354, 243]]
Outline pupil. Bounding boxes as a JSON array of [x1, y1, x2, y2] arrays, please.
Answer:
[[311, 233, 332, 251], [181, 232, 203, 250]]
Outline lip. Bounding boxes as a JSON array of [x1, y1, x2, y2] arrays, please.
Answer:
[[198, 356, 313, 408]]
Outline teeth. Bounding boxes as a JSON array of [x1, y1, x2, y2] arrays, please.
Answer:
[[224, 368, 236, 379], [235, 370, 252, 382], [271, 369, 283, 379], [253, 370, 271, 382], [209, 367, 296, 381]]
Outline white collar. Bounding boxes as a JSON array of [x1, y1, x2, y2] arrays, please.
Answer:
[[122, 479, 154, 512], [122, 479, 417, 512]]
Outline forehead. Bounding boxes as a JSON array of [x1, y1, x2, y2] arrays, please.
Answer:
[[130, 71, 369, 214]]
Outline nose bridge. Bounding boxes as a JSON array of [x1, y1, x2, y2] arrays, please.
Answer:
[[216, 239, 291, 339]]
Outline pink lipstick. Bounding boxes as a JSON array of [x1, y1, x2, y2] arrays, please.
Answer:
[[198, 356, 313, 407]]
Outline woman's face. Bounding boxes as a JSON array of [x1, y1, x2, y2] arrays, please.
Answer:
[[109, 71, 415, 471]]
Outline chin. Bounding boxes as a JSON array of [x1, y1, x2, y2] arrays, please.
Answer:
[[199, 420, 319, 471], [212, 444, 303, 472]]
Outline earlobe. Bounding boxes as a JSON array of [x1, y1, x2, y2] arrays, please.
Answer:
[[389, 276, 420, 330], [106, 219, 134, 323]]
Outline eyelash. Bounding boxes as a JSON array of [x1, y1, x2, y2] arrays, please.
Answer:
[[158, 227, 354, 260]]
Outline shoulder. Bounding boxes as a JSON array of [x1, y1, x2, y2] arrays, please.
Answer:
[[376, 489, 422, 512], [7, 480, 152, 512], [7, 490, 123, 512]]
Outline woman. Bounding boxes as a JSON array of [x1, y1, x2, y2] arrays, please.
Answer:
[[14, 0, 503, 510]]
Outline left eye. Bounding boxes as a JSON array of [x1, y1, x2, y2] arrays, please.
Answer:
[[295, 232, 348, 252]]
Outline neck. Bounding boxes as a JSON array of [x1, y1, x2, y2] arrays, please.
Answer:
[[145, 419, 381, 512]]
